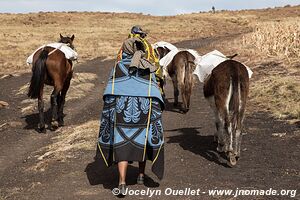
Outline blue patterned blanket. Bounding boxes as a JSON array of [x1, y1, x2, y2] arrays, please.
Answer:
[[97, 56, 165, 179], [103, 55, 164, 104]]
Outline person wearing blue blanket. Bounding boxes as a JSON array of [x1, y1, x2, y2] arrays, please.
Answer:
[[97, 25, 165, 196]]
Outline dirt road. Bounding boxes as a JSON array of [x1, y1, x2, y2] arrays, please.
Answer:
[[0, 36, 299, 200]]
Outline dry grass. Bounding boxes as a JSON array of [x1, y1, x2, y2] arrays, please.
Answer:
[[242, 18, 300, 61], [1, 7, 299, 75], [234, 18, 300, 120], [0, 191, 5, 200], [250, 76, 300, 119], [0, 11, 251, 75], [30, 120, 99, 171], [209, 14, 300, 121]]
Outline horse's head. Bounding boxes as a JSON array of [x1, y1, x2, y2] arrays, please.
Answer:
[[59, 34, 75, 49]]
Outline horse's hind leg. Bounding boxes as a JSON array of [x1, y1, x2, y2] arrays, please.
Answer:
[[171, 74, 179, 107], [58, 72, 72, 126], [50, 87, 62, 130], [56, 93, 62, 125], [38, 88, 46, 133], [206, 96, 219, 143], [180, 83, 189, 113]]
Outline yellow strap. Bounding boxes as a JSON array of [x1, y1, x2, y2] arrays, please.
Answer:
[[148, 73, 152, 96], [113, 106, 117, 162], [145, 72, 164, 164], [142, 98, 152, 161], [142, 73, 152, 161], [98, 99, 117, 166], [111, 61, 118, 94], [97, 143, 109, 167], [128, 34, 152, 61], [116, 49, 123, 61], [152, 142, 163, 164], [141, 37, 151, 60]]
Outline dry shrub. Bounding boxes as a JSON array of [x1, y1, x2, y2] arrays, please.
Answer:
[[242, 18, 300, 61], [237, 18, 300, 120]]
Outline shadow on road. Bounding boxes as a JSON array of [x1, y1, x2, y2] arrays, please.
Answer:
[[166, 127, 230, 167], [85, 149, 160, 191], [22, 108, 67, 133], [164, 98, 186, 114], [22, 108, 52, 131]]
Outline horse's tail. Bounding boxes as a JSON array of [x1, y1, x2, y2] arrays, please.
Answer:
[[225, 61, 247, 153], [226, 75, 238, 138], [28, 49, 48, 99], [183, 52, 195, 111]]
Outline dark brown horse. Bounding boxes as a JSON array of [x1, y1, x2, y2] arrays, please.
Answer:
[[203, 59, 249, 166], [156, 47, 196, 113], [28, 34, 75, 133]]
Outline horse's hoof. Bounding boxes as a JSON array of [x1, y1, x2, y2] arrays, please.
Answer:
[[50, 121, 59, 131], [228, 155, 237, 167], [38, 127, 46, 134], [181, 108, 189, 114], [180, 110, 187, 114]]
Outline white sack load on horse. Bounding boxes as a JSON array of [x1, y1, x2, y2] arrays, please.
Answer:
[[153, 41, 200, 76], [153, 41, 177, 51], [193, 50, 253, 83], [26, 42, 78, 65]]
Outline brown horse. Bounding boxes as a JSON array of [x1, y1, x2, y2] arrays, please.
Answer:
[[203, 59, 249, 166], [28, 34, 75, 133], [156, 47, 196, 113]]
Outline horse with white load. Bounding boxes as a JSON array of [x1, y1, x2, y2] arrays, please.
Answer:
[[154, 41, 199, 113], [193, 50, 253, 166]]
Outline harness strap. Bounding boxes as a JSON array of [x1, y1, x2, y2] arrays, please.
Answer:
[[48, 48, 58, 56], [47, 43, 65, 56]]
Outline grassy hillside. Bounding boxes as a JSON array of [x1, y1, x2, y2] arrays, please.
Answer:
[[0, 11, 249, 74], [0, 5, 299, 120]]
